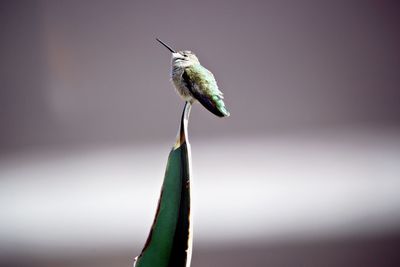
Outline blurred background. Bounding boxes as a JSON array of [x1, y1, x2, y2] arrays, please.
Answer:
[[1, 0, 400, 266]]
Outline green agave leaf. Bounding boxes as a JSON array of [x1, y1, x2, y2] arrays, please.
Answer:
[[134, 103, 193, 267]]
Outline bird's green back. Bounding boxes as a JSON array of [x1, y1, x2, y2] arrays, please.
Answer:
[[185, 64, 223, 97]]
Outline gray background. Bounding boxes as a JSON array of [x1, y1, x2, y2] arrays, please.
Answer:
[[1, 1, 400, 266], [1, 0, 399, 151]]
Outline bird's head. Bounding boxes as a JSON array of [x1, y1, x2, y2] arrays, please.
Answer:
[[156, 38, 200, 68], [172, 51, 200, 68]]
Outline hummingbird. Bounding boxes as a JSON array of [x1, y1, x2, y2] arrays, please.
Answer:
[[156, 38, 230, 118]]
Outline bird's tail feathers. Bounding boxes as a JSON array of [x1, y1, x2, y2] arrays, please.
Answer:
[[211, 96, 230, 117]]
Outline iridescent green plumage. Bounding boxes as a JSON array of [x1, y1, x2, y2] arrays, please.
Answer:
[[182, 64, 230, 117]]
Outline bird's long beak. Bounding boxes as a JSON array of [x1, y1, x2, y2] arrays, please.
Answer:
[[156, 38, 176, 53]]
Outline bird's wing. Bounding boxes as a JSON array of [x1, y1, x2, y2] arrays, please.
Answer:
[[182, 67, 228, 117]]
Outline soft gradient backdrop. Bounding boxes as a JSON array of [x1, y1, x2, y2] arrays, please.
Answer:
[[1, 1, 400, 266]]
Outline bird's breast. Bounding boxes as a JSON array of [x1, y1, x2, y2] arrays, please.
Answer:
[[171, 68, 194, 102]]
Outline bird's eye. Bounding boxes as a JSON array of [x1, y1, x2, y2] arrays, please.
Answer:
[[184, 54, 188, 57]]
